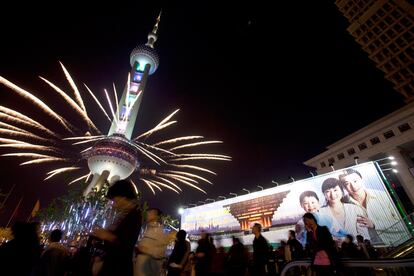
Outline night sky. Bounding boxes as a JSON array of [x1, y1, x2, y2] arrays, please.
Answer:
[[0, 1, 406, 225]]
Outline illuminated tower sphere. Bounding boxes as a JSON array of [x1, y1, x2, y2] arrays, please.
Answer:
[[85, 13, 161, 195]]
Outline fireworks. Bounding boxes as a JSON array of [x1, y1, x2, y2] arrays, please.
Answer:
[[0, 64, 230, 194]]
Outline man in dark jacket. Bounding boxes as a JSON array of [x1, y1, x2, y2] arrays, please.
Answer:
[[252, 223, 269, 276], [287, 230, 304, 261], [91, 179, 142, 276]]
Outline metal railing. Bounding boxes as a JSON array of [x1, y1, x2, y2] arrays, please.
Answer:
[[281, 257, 414, 276]]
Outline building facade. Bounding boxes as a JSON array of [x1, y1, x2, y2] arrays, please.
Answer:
[[304, 101, 414, 211], [336, 0, 414, 101]]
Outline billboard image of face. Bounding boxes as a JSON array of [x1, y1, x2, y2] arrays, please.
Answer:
[[181, 162, 411, 247]]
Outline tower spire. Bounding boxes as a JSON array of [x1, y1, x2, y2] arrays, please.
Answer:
[[146, 10, 162, 48]]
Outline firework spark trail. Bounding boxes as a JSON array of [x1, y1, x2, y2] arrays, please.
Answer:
[[169, 141, 223, 151], [80, 147, 92, 154], [158, 172, 198, 184], [134, 121, 177, 141], [170, 156, 231, 162], [164, 170, 213, 184], [155, 109, 180, 128], [133, 109, 180, 140], [140, 179, 155, 195], [152, 175, 182, 191], [126, 73, 130, 116], [0, 138, 26, 144], [0, 143, 60, 153], [135, 142, 176, 156], [67, 173, 89, 185], [112, 83, 119, 121], [0, 76, 74, 133], [45, 166, 81, 180], [130, 180, 139, 195], [0, 107, 59, 138], [39, 77, 101, 134], [134, 144, 167, 164], [171, 154, 232, 162], [150, 179, 180, 194], [19, 157, 68, 165], [141, 179, 161, 194], [59, 62, 86, 112], [104, 89, 118, 126], [0, 128, 53, 143], [152, 136, 204, 147], [168, 164, 217, 175], [158, 173, 207, 194], [63, 135, 105, 141], [132, 144, 162, 165], [2, 152, 58, 159], [71, 137, 105, 145], [84, 84, 112, 123], [133, 143, 167, 164], [0, 121, 34, 134]]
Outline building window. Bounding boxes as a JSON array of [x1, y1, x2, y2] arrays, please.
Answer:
[[370, 136, 381, 145], [328, 157, 335, 164], [347, 148, 356, 155], [358, 143, 368, 151], [337, 153, 345, 160], [384, 130, 395, 139], [398, 123, 411, 132], [320, 162, 326, 168]]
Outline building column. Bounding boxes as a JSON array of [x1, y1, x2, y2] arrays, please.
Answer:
[[387, 147, 414, 204]]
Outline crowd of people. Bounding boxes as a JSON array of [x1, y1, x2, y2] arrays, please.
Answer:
[[0, 178, 386, 276]]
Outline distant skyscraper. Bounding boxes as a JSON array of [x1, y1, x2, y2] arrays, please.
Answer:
[[336, 0, 414, 101]]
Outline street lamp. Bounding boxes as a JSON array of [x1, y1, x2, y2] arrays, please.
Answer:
[[217, 196, 226, 200], [197, 201, 205, 205], [329, 163, 335, 171], [205, 198, 215, 202], [188, 203, 196, 207], [380, 161, 398, 166], [257, 185, 264, 191], [242, 188, 250, 194], [375, 156, 395, 162], [354, 156, 359, 165], [309, 171, 315, 177], [271, 180, 279, 186], [289, 176, 295, 182], [229, 192, 237, 197], [383, 168, 398, 173]]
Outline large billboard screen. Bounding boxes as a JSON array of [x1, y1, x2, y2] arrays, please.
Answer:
[[181, 162, 411, 247]]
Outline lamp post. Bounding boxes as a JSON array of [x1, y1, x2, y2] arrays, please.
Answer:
[[257, 185, 264, 191], [242, 188, 250, 194], [374, 156, 395, 162], [217, 196, 226, 200], [289, 176, 295, 182], [205, 198, 215, 203], [379, 161, 398, 166], [229, 192, 237, 197], [354, 156, 359, 165], [271, 180, 279, 186], [329, 163, 335, 171], [382, 168, 399, 173]]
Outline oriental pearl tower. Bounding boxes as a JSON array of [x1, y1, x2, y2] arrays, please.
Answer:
[[83, 13, 161, 195]]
